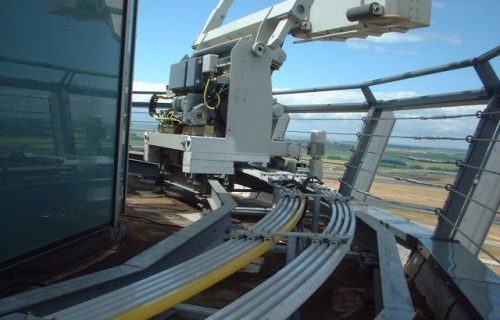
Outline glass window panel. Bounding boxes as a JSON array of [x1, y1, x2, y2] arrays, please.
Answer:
[[0, 0, 126, 264]]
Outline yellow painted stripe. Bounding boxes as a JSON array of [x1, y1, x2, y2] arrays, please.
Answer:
[[280, 196, 306, 234], [113, 196, 305, 320], [113, 242, 271, 320]]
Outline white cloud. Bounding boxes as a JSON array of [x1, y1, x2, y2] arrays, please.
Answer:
[[373, 45, 387, 53], [397, 50, 418, 56], [365, 32, 463, 45], [133, 80, 166, 92], [277, 89, 485, 148], [346, 41, 371, 50], [432, 1, 446, 9], [366, 32, 425, 44], [132, 80, 167, 102], [428, 33, 463, 45], [345, 32, 463, 55]]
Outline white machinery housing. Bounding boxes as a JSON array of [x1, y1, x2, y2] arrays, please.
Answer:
[[144, 0, 432, 179]]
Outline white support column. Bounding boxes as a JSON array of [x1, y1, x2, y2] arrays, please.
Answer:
[[454, 142, 500, 255], [350, 111, 395, 201]]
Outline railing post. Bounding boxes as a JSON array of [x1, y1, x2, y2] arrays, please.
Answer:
[[473, 59, 500, 96], [340, 87, 395, 199], [434, 94, 500, 241], [434, 56, 500, 243], [350, 111, 395, 201], [454, 139, 500, 255]]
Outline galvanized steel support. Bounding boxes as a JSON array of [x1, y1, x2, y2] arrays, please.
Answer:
[[355, 210, 415, 319], [434, 94, 500, 241], [340, 87, 394, 199], [340, 105, 379, 196], [454, 141, 500, 255]]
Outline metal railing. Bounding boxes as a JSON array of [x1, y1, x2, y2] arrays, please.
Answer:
[[274, 46, 500, 263]]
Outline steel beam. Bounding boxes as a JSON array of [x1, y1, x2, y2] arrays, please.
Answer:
[[473, 59, 500, 96], [355, 210, 415, 319]]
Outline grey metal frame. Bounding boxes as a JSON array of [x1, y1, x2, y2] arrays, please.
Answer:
[[130, 47, 500, 259], [272, 46, 500, 256]]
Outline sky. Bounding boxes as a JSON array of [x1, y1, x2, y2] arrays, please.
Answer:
[[132, 0, 500, 149]]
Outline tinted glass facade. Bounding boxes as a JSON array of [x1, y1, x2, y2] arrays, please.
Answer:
[[0, 0, 131, 265]]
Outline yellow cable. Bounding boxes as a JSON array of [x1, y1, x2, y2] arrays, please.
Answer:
[[157, 93, 176, 100], [113, 196, 305, 320], [113, 242, 271, 320], [203, 77, 221, 110]]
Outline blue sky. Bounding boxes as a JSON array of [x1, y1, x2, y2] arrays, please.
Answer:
[[132, 0, 500, 148]]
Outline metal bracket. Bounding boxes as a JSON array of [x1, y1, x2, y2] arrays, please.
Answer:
[[230, 230, 349, 246]]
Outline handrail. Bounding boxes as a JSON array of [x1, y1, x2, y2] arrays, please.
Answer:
[[272, 46, 500, 96]]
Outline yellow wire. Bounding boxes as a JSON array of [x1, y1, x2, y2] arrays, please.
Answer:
[[113, 196, 305, 320], [154, 110, 182, 124], [157, 93, 176, 100], [113, 242, 271, 320], [203, 77, 221, 110]]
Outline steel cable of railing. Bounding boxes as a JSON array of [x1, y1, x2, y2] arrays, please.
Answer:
[[434, 207, 500, 265], [365, 110, 500, 121], [381, 176, 443, 189], [356, 133, 499, 142], [455, 160, 500, 176], [339, 179, 436, 213], [314, 144, 458, 167], [288, 130, 499, 143], [324, 169, 443, 189], [332, 164, 444, 189], [344, 147, 457, 165], [444, 184, 500, 215], [288, 111, 500, 122], [339, 179, 500, 264], [405, 156, 456, 165]]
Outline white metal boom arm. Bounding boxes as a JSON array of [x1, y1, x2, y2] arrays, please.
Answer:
[[195, 0, 431, 52]]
